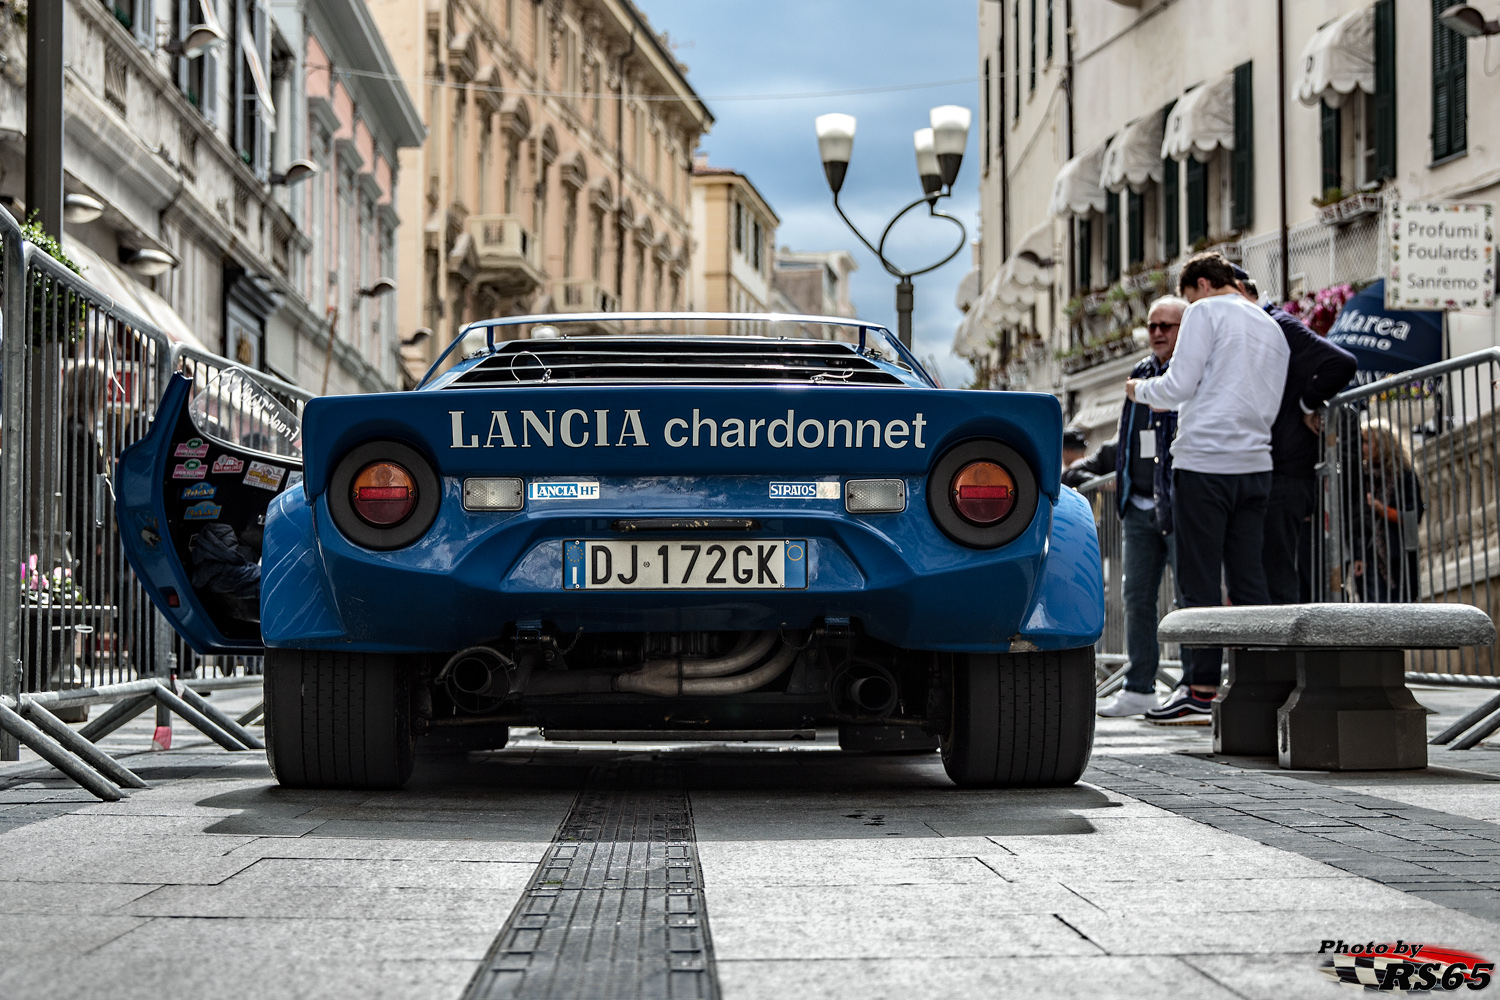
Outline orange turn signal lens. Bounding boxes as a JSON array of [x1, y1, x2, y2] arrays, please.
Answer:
[[951, 460, 1016, 526], [351, 462, 416, 526]]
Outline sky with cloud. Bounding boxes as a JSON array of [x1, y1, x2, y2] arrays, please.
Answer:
[[633, 0, 981, 388]]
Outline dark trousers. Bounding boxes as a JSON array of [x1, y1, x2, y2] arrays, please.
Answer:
[[1173, 469, 1273, 687], [1122, 503, 1179, 694], [1262, 474, 1316, 605]]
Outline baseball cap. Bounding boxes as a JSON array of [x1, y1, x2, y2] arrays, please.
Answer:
[[1063, 428, 1088, 450]]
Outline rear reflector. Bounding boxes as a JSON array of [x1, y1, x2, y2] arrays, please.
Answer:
[[844, 479, 906, 513], [162, 587, 179, 608], [463, 477, 525, 511]]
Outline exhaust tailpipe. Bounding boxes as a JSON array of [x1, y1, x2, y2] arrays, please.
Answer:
[[444, 647, 515, 700]]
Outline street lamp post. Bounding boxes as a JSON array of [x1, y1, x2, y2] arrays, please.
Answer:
[[815, 106, 971, 348]]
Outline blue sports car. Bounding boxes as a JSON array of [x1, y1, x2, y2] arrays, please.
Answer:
[[117, 314, 1103, 790]]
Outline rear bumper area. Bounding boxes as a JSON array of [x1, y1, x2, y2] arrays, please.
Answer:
[[261, 479, 1103, 653]]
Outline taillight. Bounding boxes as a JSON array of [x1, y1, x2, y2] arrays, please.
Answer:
[[926, 440, 1039, 549], [351, 462, 416, 526], [951, 461, 1016, 525]]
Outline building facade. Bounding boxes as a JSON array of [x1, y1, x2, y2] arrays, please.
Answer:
[[690, 160, 778, 315], [772, 249, 858, 319], [368, 0, 713, 380], [0, 0, 422, 394], [961, 0, 1500, 445]]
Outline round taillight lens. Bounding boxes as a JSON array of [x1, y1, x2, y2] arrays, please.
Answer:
[[351, 462, 416, 526], [951, 460, 1016, 525]]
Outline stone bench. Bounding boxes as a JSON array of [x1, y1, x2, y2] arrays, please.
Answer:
[[1157, 603, 1495, 770]]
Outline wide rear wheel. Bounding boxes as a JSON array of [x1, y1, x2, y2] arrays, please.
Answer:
[[941, 647, 1095, 788], [264, 649, 416, 789]]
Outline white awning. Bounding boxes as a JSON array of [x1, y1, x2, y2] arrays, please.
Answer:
[[1162, 73, 1235, 162], [1048, 144, 1107, 219], [1101, 113, 1165, 193], [63, 238, 209, 352], [1072, 398, 1125, 431], [1000, 219, 1056, 288], [1295, 6, 1375, 109], [954, 265, 980, 313]]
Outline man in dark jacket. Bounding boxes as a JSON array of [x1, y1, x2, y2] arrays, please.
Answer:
[[1234, 269, 1357, 603], [1096, 295, 1184, 718]]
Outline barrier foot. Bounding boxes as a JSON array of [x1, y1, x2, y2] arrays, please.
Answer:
[[0, 703, 123, 801], [177, 685, 265, 750], [149, 687, 247, 752], [1450, 705, 1500, 751], [21, 703, 148, 789], [236, 700, 264, 727], [1432, 691, 1500, 745], [77, 694, 155, 743]]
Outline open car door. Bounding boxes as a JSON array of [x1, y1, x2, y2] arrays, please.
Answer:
[[116, 369, 304, 654]]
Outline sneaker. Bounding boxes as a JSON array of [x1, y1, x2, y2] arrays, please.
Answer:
[[1097, 689, 1159, 718], [1144, 687, 1214, 725]]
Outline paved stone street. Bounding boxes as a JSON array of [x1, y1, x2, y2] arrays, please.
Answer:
[[1, 685, 1499, 1000]]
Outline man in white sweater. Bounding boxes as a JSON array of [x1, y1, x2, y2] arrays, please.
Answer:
[[1125, 252, 1290, 724]]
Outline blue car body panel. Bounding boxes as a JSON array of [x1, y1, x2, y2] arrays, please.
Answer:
[[118, 338, 1104, 657]]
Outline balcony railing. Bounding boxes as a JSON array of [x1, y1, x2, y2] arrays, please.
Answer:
[[554, 279, 618, 314], [469, 215, 544, 295]]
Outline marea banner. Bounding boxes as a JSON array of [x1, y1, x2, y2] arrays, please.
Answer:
[[1326, 280, 1443, 388]]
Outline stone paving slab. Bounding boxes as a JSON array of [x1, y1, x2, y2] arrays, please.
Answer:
[[715, 955, 1270, 1000]]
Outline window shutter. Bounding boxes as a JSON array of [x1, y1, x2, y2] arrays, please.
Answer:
[[1372, 0, 1396, 179], [1046, 0, 1054, 61], [1163, 155, 1180, 260], [1320, 100, 1341, 196], [134, 0, 157, 50], [201, 0, 220, 126], [1231, 61, 1253, 231], [1029, 0, 1037, 91], [1104, 191, 1120, 283], [1076, 216, 1092, 291], [1185, 157, 1207, 247], [1127, 189, 1144, 266], [1432, 0, 1468, 161]]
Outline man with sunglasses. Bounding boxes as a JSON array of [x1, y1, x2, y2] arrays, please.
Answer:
[[1125, 252, 1290, 724], [1096, 296, 1186, 718]]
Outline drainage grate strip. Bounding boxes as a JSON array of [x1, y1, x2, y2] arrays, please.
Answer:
[[462, 763, 719, 1000]]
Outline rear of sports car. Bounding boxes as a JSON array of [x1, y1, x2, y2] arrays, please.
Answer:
[[256, 330, 1103, 791]]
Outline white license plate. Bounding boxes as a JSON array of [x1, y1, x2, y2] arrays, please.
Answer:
[[563, 539, 807, 590]]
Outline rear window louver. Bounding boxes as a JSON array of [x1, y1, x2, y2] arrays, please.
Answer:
[[446, 339, 906, 387]]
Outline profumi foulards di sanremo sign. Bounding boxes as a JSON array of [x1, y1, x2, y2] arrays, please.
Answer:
[[448, 408, 931, 451]]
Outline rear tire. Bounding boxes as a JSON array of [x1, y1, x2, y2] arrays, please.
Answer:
[[941, 648, 1095, 788], [264, 649, 416, 789]]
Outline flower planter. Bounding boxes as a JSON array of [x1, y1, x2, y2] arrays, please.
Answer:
[[1316, 192, 1382, 227]]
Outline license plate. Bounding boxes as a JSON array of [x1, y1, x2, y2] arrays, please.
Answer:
[[563, 539, 807, 590]]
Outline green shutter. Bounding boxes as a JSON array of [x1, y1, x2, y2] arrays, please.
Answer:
[[1373, 0, 1396, 179], [1186, 157, 1207, 246], [1127, 189, 1144, 266], [1163, 155, 1180, 260], [1104, 192, 1120, 283], [1320, 100, 1341, 196], [1433, 0, 1468, 161], [1231, 61, 1254, 231], [1077, 216, 1092, 291]]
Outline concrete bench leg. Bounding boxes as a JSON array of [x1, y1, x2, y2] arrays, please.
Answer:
[[1276, 648, 1427, 771], [1213, 649, 1298, 756]]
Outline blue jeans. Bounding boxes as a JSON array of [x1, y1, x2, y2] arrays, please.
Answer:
[[1122, 503, 1177, 694]]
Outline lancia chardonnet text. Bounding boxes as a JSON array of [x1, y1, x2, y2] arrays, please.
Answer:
[[448, 409, 930, 450]]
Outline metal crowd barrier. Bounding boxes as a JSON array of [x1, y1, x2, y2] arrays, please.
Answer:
[[1075, 474, 1181, 696], [1316, 348, 1500, 684], [0, 204, 314, 760]]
